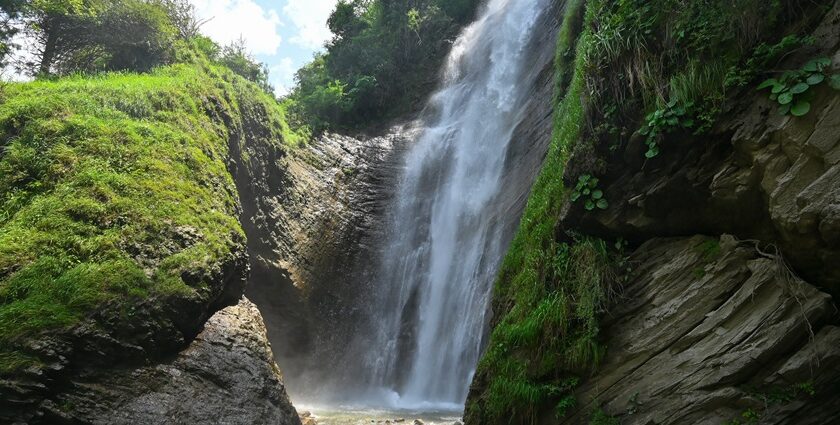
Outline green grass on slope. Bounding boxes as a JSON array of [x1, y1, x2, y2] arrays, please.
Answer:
[[0, 63, 303, 374], [466, 1, 617, 422]]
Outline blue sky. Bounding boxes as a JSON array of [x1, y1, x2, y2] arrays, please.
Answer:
[[190, 0, 339, 95]]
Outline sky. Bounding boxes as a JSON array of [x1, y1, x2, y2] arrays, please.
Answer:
[[190, 0, 340, 96]]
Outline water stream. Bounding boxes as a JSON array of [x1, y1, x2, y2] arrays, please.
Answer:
[[297, 0, 551, 415]]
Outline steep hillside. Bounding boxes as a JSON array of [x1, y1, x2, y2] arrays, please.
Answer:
[[467, 0, 840, 423], [0, 62, 303, 423]]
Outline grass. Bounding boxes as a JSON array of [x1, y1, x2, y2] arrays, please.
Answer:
[[0, 62, 305, 374], [465, 2, 620, 422]]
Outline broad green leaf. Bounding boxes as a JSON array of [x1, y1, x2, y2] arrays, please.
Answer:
[[806, 74, 825, 85], [790, 82, 809, 94], [771, 84, 785, 94], [778, 92, 793, 105], [645, 146, 659, 158], [596, 199, 609, 210], [592, 190, 603, 200], [570, 192, 581, 202], [791, 101, 811, 117], [585, 200, 595, 211]]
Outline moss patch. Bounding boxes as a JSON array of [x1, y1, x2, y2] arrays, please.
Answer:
[[0, 63, 303, 374]]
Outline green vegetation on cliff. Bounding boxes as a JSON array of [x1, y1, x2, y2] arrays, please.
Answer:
[[0, 55, 302, 375], [287, 0, 481, 131], [467, 0, 834, 423], [465, 1, 611, 422]]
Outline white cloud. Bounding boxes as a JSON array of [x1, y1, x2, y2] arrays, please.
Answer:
[[283, 0, 339, 49], [191, 0, 282, 55], [270, 57, 296, 96]]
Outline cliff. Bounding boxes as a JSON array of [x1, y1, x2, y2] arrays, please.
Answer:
[[467, 0, 840, 423], [0, 63, 300, 423]]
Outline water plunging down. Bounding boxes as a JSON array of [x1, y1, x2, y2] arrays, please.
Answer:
[[345, 0, 553, 410]]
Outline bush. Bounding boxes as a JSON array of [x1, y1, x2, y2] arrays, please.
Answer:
[[55, 0, 178, 74]]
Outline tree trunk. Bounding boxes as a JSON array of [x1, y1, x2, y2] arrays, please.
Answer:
[[38, 18, 57, 75]]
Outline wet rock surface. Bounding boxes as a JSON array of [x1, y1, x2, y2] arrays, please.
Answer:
[[28, 298, 300, 425], [232, 124, 413, 388], [562, 236, 840, 424]]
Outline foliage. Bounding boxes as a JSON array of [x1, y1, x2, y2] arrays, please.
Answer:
[[216, 37, 274, 95], [638, 100, 695, 158], [725, 382, 816, 424], [466, 2, 617, 422], [0, 0, 26, 68], [571, 174, 608, 210], [0, 62, 303, 375], [8, 0, 185, 76], [724, 34, 814, 88], [469, 0, 833, 422], [758, 57, 840, 116], [288, 0, 481, 131], [580, 0, 817, 160], [725, 409, 761, 425]]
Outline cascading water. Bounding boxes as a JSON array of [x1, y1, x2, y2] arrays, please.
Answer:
[[287, 0, 555, 415], [339, 0, 553, 409]]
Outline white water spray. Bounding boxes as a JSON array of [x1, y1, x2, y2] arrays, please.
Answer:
[[354, 0, 552, 409]]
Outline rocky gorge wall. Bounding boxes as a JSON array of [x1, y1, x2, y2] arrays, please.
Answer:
[[562, 4, 840, 423], [467, 0, 840, 423], [0, 67, 303, 424], [231, 121, 413, 392]]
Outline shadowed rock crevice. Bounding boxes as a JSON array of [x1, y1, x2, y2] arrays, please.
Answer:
[[28, 299, 301, 425]]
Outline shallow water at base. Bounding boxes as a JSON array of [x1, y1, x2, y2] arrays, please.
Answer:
[[297, 406, 462, 425]]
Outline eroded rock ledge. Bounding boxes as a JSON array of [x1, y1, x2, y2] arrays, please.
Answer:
[[564, 236, 840, 424], [29, 298, 300, 425]]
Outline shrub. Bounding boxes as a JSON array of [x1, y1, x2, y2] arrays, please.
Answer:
[[758, 57, 840, 116]]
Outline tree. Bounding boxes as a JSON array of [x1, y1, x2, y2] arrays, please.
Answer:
[[289, 0, 482, 131], [11, 0, 179, 76], [0, 0, 27, 68], [218, 37, 273, 95], [24, 0, 101, 75], [158, 0, 206, 40]]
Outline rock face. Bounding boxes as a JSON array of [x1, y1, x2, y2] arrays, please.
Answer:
[[469, 1, 840, 423], [556, 3, 840, 423], [230, 123, 412, 389], [562, 236, 840, 424], [581, 3, 840, 292], [29, 298, 301, 425]]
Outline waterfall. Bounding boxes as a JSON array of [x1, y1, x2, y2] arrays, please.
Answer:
[[348, 0, 552, 409]]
